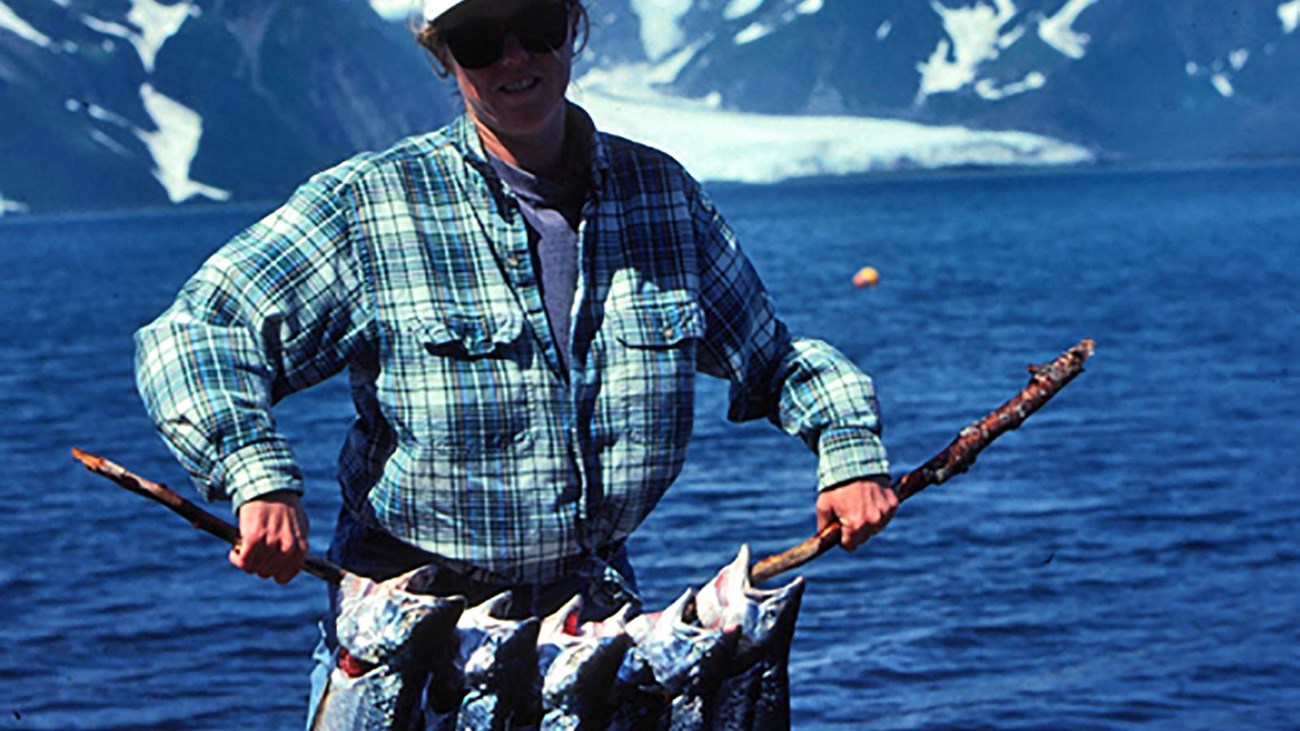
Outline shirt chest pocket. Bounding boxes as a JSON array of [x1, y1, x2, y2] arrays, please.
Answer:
[[608, 296, 705, 447], [419, 311, 522, 358], [384, 307, 533, 457]]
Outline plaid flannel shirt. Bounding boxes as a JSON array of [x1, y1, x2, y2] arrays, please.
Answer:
[[135, 109, 889, 584]]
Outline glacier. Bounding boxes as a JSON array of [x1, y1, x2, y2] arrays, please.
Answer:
[[575, 0, 1092, 182], [364, 0, 1092, 184], [571, 66, 1092, 184]]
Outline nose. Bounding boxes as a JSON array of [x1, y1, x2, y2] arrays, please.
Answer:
[[499, 32, 530, 64]]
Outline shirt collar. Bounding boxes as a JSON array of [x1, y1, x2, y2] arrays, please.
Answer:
[[448, 102, 609, 194]]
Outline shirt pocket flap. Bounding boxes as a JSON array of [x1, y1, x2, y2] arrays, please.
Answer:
[[613, 296, 705, 348], [417, 309, 523, 357]]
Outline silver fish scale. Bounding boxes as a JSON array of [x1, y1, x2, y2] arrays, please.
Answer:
[[314, 668, 410, 731], [608, 589, 740, 730], [317, 547, 803, 731], [418, 592, 542, 731], [313, 567, 466, 731], [537, 597, 634, 731], [696, 545, 805, 731]]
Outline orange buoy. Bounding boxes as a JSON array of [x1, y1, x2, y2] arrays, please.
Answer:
[[852, 266, 880, 288]]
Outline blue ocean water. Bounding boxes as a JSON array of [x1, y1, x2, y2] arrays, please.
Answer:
[[1, 163, 1296, 730]]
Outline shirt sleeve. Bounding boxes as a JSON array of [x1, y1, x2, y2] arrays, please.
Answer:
[[686, 176, 890, 490], [134, 177, 369, 510]]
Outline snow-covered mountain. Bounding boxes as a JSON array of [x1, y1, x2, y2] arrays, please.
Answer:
[[577, 0, 1300, 164], [1, 0, 453, 214], [2, 0, 1297, 215]]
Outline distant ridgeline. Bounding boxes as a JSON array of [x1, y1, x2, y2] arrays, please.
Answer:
[[2, 0, 1299, 215]]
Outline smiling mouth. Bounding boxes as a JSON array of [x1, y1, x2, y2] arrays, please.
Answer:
[[500, 77, 541, 93]]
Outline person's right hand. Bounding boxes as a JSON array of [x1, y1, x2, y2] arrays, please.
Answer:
[[229, 491, 309, 584]]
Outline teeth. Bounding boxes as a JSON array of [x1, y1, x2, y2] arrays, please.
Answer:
[[502, 78, 536, 92]]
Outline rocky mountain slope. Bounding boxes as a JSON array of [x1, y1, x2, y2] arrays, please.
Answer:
[[2, 0, 1297, 214]]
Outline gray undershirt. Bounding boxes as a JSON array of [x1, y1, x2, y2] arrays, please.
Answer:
[[488, 155, 586, 373]]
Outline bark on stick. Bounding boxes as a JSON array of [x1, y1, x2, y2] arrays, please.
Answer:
[[72, 448, 346, 585], [750, 338, 1096, 585]]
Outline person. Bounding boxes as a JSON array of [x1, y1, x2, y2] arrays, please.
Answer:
[[134, 0, 897, 722]]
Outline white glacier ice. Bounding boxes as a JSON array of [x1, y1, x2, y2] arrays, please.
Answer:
[[571, 65, 1092, 184]]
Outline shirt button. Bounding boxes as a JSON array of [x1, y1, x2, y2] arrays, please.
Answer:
[[506, 256, 520, 268], [662, 326, 674, 339]]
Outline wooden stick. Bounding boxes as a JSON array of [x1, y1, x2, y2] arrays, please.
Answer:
[[750, 338, 1096, 585], [72, 448, 347, 585]]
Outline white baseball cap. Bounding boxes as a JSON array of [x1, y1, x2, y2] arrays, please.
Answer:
[[422, 0, 474, 24]]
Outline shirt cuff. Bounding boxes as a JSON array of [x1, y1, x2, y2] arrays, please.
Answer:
[[816, 427, 890, 491], [211, 439, 305, 513]]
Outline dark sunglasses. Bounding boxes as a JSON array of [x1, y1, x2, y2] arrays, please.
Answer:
[[442, 2, 571, 70]]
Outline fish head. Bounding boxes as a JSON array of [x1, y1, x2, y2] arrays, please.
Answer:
[[627, 589, 738, 696], [695, 544, 806, 651], [335, 566, 466, 667]]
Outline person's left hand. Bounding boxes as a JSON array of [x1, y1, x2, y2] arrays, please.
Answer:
[[816, 475, 898, 551]]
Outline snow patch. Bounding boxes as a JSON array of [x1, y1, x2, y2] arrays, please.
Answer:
[[976, 70, 1046, 100], [90, 128, 133, 158], [1281, 1, 1300, 33], [723, 0, 764, 21], [1186, 50, 1249, 98], [730, 0, 821, 46], [735, 21, 772, 45], [81, 0, 196, 72], [1210, 74, 1234, 98], [629, 0, 693, 60], [640, 40, 702, 85], [1037, 0, 1099, 60], [572, 64, 1091, 184], [370, 0, 416, 22], [135, 84, 230, 203], [80, 16, 133, 48], [998, 23, 1025, 49], [0, 2, 53, 48], [917, 0, 1023, 99], [127, 0, 197, 72]]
